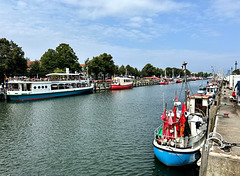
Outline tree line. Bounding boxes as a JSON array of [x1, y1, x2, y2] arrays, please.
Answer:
[[0, 38, 210, 82]]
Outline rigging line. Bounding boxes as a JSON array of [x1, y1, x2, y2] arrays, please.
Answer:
[[179, 81, 184, 102], [187, 81, 194, 95]]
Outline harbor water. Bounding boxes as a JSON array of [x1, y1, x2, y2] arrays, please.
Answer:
[[0, 80, 206, 175]]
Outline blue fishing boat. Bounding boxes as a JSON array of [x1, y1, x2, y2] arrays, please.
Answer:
[[6, 72, 93, 101], [153, 62, 208, 166], [153, 108, 207, 166]]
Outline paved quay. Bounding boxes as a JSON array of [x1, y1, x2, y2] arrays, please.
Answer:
[[201, 85, 240, 176]]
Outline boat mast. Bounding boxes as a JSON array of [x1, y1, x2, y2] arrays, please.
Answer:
[[182, 61, 188, 105]]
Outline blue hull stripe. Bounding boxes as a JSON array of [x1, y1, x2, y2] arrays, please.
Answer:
[[8, 88, 93, 101], [153, 146, 200, 166]]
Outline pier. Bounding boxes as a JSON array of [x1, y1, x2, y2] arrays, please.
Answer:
[[93, 80, 160, 92], [200, 83, 240, 176]]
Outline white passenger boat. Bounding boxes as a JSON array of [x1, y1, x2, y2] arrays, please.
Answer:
[[6, 73, 93, 101]]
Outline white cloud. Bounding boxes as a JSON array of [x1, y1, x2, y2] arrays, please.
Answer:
[[58, 0, 191, 19], [210, 0, 240, 21]]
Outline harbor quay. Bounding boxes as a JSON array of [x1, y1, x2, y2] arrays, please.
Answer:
[[200, 83, 240, 176]]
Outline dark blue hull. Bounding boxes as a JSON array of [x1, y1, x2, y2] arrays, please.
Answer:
[[8, 88, 93, 101]]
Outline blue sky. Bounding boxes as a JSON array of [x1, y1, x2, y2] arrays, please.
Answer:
[[1, 0, 240, 73]]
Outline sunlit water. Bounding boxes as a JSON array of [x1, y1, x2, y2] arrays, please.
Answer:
[[0, 80, 206, 175]]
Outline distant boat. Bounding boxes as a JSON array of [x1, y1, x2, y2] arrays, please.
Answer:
[[110, 77, 133, 90], [6, 73, 93, 101], [175, 79, 182, 83], [160, 78, 169, 85]]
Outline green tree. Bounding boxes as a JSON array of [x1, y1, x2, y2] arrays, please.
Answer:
[[40, 49, 57, 73], [118, 65, 126, 76], [40, 43, 81, 74], [29, 60, 42, 78], [232, 69, 240, 75], [54, 68, 65, 73], [88, 53, 115, 79], [126, 65, 135, 76], [113, 65, 119, 75], [156, 68, 163, 77], [0, 38, 27, 82], [141, 63, 156, 77], [55, 43, 81, 72], [133, 68, 140, 78]]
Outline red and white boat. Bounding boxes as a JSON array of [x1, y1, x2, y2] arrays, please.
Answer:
[[110, 77, 133, 90], [192, 77, 196, 81], [176, 79, 182, 83], [159, 78, 169, 85]]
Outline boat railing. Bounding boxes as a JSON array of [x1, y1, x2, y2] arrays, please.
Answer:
[[154, 123, 207, 149], [7, 77, 89, 82]]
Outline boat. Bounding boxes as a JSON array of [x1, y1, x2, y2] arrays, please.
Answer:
[[197, 86, 206, 95], [153, 61, 208, 166], [176, 79, 182, 83], [6, 72, 93, 101], [110, 77, 133, 90], [159, 78, 169, 85], [206, 82, 219, 97]]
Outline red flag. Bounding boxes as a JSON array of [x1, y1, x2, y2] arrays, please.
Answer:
[[168, 113, 173, 126], [180, 102, 187, 125], [161, 109, 166, 121], [175, 94, 178, 102], [173, 106, 177, 123]]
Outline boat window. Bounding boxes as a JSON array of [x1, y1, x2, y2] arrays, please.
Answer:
[[51, 84, 58, 90], [65, 84, 70, 89], [45, 86, 47, 88], [34, 86, 36, 89], [27, 84, 31, 91], [71, 83, 76, 88], [9, 83, 19, 90], [38, 86, 40, 89], [42, 86, 44, 89], [59, 84, 64, 89]]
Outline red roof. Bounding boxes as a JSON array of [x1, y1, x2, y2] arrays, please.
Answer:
[[144, 76, 160, 80], [27, 60, 41, 67], [105, 79, 113, 82]]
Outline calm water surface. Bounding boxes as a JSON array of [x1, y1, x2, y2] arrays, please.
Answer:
[[0, 80, 206, 175]]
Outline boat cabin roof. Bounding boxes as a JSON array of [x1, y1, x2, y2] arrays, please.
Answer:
[[190, 94, 211, 99], [46, 73, 80, 76]]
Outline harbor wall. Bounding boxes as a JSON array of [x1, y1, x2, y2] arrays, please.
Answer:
[[199, 82, 240, 176]]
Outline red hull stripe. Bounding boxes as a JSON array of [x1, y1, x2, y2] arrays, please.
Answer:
[[110, 84, 132, 90]]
